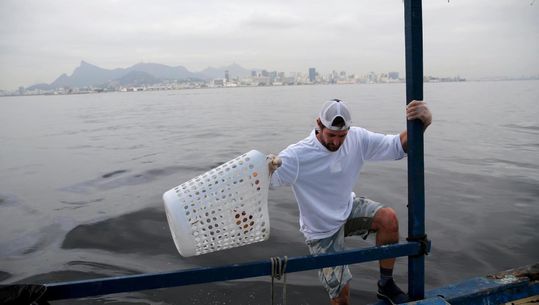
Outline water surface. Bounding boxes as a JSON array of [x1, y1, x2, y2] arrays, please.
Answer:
[[1, 81, 538, 304]]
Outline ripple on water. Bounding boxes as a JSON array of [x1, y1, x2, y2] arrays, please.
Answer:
[[59, 165, 205, 193]]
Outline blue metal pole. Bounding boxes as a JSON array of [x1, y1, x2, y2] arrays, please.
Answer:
[[404, 0, 426, 301]]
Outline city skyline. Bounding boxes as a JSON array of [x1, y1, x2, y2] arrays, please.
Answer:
[[2, 59, 475, 96], [1, 1, 538, 90], [2, 60, 471, 94]]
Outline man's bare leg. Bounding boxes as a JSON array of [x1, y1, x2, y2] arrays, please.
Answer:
[[371, 207, 399, 267], [371, 207, 409, 303], [330, 283, 350, 305]]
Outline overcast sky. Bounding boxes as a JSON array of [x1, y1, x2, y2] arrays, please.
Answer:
[[0, 0, 537, 90]]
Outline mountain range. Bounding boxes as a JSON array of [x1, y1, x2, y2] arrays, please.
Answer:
[[28, 61, 257, 90]]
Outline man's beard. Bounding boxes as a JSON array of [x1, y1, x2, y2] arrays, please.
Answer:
[[322, 141, 340, 152]]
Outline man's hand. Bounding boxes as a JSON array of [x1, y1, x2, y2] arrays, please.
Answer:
[[400, 100, 433, 152], [406, 100, 432, 130], [267, 154, 282, 176]]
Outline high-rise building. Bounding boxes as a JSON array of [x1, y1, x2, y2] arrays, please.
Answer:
[[225, 70, 230, 82], [309, 68, 316, 82], [367, 72, 377, 83], [388, 72, 399, 80]]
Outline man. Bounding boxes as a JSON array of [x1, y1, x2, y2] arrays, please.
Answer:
[[268, 99, 432, 305]]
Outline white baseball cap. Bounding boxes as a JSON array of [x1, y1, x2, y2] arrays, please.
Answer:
[[319, 99, 352, 131]]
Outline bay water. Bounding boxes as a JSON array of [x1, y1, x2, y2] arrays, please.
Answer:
[[1, 81, 538, 304]]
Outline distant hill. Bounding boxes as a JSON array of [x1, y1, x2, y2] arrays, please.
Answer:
[[27, 61, 259, 90], [50, 61, 126, 88], [115, 71, 159, 86], [198, 63, 254, 79], [26, 83, 53, 91], [126, 63, 198, 80]]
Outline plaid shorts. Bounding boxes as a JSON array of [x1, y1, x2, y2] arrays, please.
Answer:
[[305, 196, 383, 299]]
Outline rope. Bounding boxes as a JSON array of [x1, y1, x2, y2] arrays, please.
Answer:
[[407, 234, 430, 256], [270, 256, 288, 305]]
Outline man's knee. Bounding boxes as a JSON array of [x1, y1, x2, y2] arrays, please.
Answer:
[[372, 207, 399, 232]]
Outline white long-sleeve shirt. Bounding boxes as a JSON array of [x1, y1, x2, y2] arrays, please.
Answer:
[[270, 127, 405, 241]]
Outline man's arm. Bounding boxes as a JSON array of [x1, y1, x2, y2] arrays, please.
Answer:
[[399, 100, 432, 153]]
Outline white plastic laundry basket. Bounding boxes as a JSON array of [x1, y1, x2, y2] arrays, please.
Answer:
[[163, 150, 271, 257]]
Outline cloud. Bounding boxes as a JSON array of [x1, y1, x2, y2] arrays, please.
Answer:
[[242, 12, 302, 30]]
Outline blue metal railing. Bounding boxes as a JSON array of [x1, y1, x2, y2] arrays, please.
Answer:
[[43, 242, 430, 301]]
